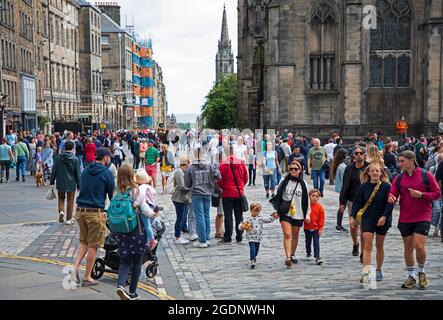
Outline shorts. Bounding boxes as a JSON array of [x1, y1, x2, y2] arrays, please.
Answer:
[[145, 164, 157, 178], [279, 215, 304, 227], [76, 210, 107, 248], [398, 221, 431, 237], [361, 221, 390, 236], [161, 171, 172, 177]]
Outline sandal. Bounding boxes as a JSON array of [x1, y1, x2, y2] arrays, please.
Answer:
[[285, 257, 292, 267], [82, 279, 100, 287]]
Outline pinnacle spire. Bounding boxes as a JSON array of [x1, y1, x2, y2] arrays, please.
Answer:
[[220, 4, 230, 44]]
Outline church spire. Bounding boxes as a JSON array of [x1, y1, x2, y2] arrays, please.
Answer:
[[216, 4, 234, 82], [220, 4, 230, 44]]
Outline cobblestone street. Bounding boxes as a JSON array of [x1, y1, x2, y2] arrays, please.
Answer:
[[156, 167, 443, 300], [1, 149, 443, 300]]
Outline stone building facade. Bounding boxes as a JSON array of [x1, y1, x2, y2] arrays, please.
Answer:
[[42, 0, 81, 130], [153, 61, 167, 129], [0, 0, 44, 134], [216, 5, 234, 82], [78, 0, 103, 132], [99, 5, 133, 130], [238, 0, 443, 138]]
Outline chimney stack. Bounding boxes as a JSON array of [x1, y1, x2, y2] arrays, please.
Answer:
[[95, 2, 121, 26]]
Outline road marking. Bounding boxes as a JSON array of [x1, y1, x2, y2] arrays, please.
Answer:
[[0, 253, 175, 300]]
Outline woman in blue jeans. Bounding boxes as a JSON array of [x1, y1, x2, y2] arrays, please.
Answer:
[[262, 142, 280, 199], [14, 138, 29, 182], [184, 148, 220, 248], [115, 166, 147, 300]]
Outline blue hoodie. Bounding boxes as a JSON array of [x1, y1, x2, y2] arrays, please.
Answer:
[[76, 163, 115, 209]]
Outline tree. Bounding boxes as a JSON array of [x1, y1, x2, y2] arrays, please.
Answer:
[[201, 74, 237, 129]]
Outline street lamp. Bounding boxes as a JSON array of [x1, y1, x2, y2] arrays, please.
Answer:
[[0, 94, 8, 139]]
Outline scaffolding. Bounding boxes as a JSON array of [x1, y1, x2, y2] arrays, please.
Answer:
[[128, 26, 154, 129]]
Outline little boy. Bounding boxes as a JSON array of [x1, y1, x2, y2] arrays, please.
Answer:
[[304, 189, 325, 265], [239, 203, 277, 269]]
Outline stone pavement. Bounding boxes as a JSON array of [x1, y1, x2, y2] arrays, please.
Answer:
[[0, 257, 159, 300], [0, 158, 172, 300], [1, 143, 442, 300], [156, 169, 443, 300]]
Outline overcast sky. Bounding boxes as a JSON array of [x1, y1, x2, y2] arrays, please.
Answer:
[[116, 0, 238, 116]]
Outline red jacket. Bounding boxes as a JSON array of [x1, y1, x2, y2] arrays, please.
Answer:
[[217, 156, 249, 198], [304, 202, 325, 231], [85, 143, 97, 163]]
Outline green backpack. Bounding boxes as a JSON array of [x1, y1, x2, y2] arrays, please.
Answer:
[[107, 190, 138, 233]]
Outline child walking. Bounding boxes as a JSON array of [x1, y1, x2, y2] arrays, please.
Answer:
[[35, 146, 43, 174], [239, 203, 277, 269], [304, 189, 325, 265]]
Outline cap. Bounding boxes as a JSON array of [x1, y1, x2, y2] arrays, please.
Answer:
[[148, 140, 155, 145], [95, 147, 114, 160]]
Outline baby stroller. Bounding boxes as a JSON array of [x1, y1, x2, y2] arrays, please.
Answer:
[[43, 163, 52, 184], [91, 216, 166, 280]]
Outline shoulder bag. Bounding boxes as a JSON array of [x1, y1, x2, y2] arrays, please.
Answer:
[[230, 164, 249, 212], [355, 181, 382, 226], [278, 181, 299, 215]]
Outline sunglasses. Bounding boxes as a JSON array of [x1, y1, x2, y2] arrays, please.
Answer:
[[354, 152, 364, 155], [289, 168, 300, 172]]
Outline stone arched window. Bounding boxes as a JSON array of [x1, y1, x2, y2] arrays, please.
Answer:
[[307, 1, 338, 91], [255, 0, 264, 35], [369, 0, 412, 88]]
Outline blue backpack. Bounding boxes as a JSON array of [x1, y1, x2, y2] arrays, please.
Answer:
[[107, 190, 138, 233]]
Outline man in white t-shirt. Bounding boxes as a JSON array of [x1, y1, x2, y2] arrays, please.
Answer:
[[208, 133, 220, 163], [280, 139, 292, 175], [324, 138, 337, 184]]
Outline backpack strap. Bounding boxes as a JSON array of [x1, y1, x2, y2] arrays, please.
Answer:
[[421, 169, 430, 193], [396, 169, 430, 193], [396, 172, 403, 192]]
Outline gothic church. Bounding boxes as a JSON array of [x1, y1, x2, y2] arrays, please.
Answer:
[[238, 0, 443, 138]]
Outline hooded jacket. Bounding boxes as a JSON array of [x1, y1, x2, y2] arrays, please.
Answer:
[[184, 159, 220, 196], [50, 152, 81, 192], [76, 162, 115, 209]]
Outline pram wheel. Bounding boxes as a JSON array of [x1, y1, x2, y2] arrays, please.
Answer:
[[145, 263, 158, 278], [91, 258, 105, 280]]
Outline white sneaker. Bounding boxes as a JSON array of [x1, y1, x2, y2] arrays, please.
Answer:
[[65, 219, 75, 225], [176, 237, 190, 245], [188, 234, 199, 242], [59, 212, 65, 223], [192, 242, 208, 248]]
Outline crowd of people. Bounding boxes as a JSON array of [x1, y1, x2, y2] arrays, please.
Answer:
[[1, 124, 443, 296]]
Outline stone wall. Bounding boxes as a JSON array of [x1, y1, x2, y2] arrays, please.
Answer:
[[238, 0, 443, 138]]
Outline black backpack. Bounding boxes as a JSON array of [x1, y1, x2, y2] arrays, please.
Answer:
[[396, 168, 430, 193], [276, 145, 286, 162]]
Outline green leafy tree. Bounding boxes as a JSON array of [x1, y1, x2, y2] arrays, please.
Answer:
[[201, 74, 237, 129]]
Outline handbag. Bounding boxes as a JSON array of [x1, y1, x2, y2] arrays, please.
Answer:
[[355, 181, 382, 226], [278, 182, 299, 215], [230, 164, 249, 212], [9, 160, 16, 169], [46, 185, 57, 200], [212, 185, 221, 207]]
